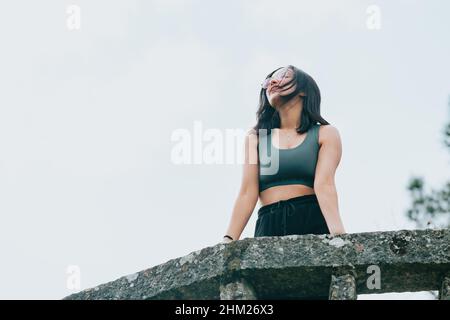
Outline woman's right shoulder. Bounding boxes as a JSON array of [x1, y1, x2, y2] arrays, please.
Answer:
[[246, 128, 257, 136], [246, 128, 272, 137], [244, 129, 260, 165], [245, 128, 258, 144]]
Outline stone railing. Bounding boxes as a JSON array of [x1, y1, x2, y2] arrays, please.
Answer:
[[63, 229, 450, 300]]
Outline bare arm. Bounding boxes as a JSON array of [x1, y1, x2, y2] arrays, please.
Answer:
[[223, 130, 259, 241], [313, 125, 346, 236]]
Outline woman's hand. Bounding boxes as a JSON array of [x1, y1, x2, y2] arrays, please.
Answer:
[[221, 236, 234, 244], [329, 228, 346, 236]]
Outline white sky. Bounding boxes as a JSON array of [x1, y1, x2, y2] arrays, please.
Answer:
[[0, 0, 448, 299]]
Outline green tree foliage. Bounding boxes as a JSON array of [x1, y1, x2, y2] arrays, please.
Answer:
[[405, 105, 450, 229]]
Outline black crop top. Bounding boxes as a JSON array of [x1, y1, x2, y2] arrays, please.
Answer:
[[258, 123, 321, 193]]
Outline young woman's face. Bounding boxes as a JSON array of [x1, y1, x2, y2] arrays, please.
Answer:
[[265, 67, 297, 107]]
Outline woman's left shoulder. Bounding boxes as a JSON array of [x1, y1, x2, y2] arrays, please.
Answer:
[[317, 124, 341, 146]]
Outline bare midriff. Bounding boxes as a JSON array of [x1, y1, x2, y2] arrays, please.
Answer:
[[259, 184, 315, 206]]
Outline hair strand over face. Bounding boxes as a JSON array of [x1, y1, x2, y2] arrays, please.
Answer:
[[252, 65, 330, 138]]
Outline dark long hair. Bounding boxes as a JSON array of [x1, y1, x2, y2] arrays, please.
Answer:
[[252, 65, 330, 137]]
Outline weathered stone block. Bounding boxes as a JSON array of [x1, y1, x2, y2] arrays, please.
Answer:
[[63, 229, 450, 300]]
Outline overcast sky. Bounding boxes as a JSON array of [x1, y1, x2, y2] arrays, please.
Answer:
[[0, 0, 448, 299]]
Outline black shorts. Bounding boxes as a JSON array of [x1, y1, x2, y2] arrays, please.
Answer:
[[254, 194, 330, 237]]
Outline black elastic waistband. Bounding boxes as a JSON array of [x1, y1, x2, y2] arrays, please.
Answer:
[[257, 194, 318, 217]]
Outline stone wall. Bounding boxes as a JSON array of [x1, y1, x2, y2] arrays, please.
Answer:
[[63, 229, 450, 300]]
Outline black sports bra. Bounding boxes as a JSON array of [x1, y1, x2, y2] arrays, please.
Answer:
[[258, 124, 321, 193]]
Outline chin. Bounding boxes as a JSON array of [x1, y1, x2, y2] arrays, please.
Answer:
[[268, 94, 282, 107]]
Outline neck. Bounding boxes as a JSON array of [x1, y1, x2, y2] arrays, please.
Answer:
[[277, 95, 303, 130]]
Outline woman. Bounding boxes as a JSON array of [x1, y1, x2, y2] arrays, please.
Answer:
[[222, 65, 345, 244]]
